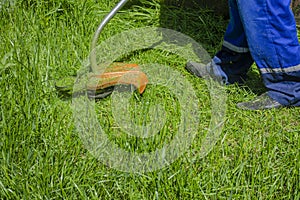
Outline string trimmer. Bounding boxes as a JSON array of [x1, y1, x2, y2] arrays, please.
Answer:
[[56, 0, 148, 99]]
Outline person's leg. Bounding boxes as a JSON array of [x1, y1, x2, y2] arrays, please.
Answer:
[[237, 0, 300, 107], [186, 0, 254, 84], [217, 0, 254, 84]]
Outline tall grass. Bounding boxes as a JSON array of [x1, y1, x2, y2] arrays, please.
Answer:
[[1, 0, 299, 199]]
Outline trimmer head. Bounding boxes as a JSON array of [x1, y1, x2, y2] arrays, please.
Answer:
[[56, 1, 139, 99], [55, 63, 148, 99]]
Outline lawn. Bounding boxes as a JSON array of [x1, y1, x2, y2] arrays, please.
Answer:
[[1, 0, 299, 199]]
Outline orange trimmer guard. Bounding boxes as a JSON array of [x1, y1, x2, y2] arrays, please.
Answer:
[[87, 63, 148, 94], [55, 63, 149, 99]]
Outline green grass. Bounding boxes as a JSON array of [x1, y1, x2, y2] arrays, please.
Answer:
[[1, 0, 300, 199]]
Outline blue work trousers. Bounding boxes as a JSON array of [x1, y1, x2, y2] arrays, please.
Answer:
[[217, 0, 300, 106]]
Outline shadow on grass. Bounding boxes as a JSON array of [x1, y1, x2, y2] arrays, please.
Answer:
[[243, 68, 267, 95], [123, 0, 228, 55], [158, 2, 228, 56]]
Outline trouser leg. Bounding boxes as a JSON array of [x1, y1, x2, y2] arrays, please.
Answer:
[[236, 0, 300, 106], [215, 0, 254, 84]]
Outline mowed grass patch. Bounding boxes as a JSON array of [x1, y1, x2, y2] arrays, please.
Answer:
[[1, 0, 299, 199]]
